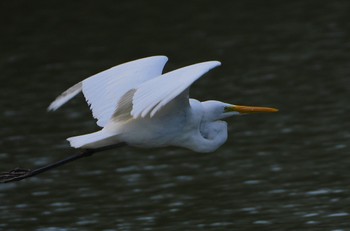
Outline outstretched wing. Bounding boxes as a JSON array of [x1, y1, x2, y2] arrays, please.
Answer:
[[131, 61, 221, 118], [82, 56, 168, 127], [48, 56, 168, 127]]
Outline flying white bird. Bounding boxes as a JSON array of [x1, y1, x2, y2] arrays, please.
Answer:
[[48, 56, 278, 153], [0, 56, 279, 183]]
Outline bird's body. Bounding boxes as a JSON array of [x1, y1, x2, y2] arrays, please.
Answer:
[[81, 98, 229, 153], [49, 56, 277, 153]]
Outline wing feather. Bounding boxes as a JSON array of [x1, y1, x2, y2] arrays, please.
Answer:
[[131, 61, 221, 118], [80, 56, 168, 127], [48, 82, 83, 111], [48, 56, 168, 127]]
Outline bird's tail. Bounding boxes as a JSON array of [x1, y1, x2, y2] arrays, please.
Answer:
[[67, 130, 120, 149]]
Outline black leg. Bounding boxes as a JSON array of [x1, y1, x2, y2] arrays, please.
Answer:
[[0, 143, 126, 183]]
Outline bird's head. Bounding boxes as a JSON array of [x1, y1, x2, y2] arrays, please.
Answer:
[[202, 100, 278, 121]]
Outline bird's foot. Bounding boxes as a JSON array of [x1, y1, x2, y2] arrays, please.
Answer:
[[0, 168, 32, 183]]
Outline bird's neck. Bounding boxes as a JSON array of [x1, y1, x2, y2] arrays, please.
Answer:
[[173, 99, 228, 153], [185, 120, 228, 153]]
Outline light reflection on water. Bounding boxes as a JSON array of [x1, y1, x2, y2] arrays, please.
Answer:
[[1, 0, 350, 230]]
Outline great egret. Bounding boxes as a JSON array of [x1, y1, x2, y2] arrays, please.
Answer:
[[48, 56, 278, 152], [0, 56, 278, 183]]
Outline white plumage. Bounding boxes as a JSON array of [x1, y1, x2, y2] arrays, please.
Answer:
[[49, 56, 278, 153]]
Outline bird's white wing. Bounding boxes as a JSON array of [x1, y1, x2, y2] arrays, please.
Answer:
[[48, 56, 168, 127], [82, 56, 168, 127], [131, 61, 221, 118]]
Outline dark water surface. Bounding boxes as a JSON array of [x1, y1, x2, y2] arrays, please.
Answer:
[[1, 1, 350, 230]]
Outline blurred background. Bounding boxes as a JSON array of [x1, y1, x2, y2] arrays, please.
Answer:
[[0, 0, 349, 230]]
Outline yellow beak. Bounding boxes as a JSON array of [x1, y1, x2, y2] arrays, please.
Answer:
[[226, 105, 279, 114]]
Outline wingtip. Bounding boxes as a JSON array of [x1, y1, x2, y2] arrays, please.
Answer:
[[211, 60, 221, 67], [47, 103, 58, 112], [195, 60, 221, 72], [151, 55, 169, 65], [153, 55, 168, 59], [141, 55, 168, 63]]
